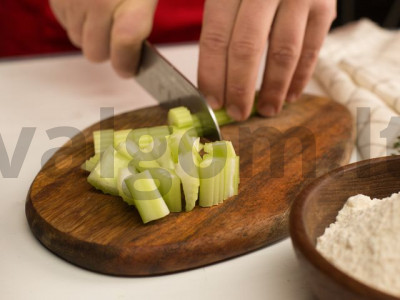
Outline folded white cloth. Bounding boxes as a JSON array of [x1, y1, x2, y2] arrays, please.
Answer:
[[314, 19, 400, 159]]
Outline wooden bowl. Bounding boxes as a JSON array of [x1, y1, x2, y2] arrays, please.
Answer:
[[290, 155, 400, 300]]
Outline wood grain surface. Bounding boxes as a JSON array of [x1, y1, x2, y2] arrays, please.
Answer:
[[26, 94, 354, 276]]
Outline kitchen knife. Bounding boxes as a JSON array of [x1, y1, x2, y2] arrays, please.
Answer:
[[135, 41, 221, 141]]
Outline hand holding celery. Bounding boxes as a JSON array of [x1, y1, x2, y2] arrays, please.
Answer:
[[82, 107, 240, 223]]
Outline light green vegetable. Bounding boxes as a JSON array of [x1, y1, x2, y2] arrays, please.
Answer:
[[93, 129, 114, 154], [81, 153, 100, 172], [87, 146, 130, 196], [84, 106, 240, 223], [125, 170, 170, 223]]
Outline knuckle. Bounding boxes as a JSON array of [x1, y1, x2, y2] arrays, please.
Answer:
[[229, 83, 249, 98], [230, 39, 263, 61], [200, 30, 229, 54], [112, 7, 153, 45], [269, 46, 299, 67], [300, 48, 319, 66], [113, 22, 148, 47]]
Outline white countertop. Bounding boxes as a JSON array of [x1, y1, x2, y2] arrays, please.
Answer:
[[0, 43, 346, 300]]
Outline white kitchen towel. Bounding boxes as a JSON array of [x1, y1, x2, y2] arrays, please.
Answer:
[[314, 19, 400, 159]]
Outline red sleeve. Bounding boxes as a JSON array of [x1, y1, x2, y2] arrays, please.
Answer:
[[0, 0, 205, 58], [150, 0, 205, 43]]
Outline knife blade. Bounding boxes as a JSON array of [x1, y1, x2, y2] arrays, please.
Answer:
[[135, 41, 221, 141]]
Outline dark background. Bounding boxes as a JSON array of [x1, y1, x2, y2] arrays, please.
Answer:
[[334, 0, 400, 28]]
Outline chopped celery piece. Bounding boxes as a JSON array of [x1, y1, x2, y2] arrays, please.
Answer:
[[126, 139, 160, 172], [199, 141, 239, 207], [152, 136, 175, 170], [175, 151, 200, 211], [169, 128, 199, 164], [125, 170, 170, 223], [148, 168, 182, 212], [117, 167, 136, 205], [115, 142, 133, 160], [234, 156, 240, 195], [138, 135, 154, 151], [199, 156, 214, 207], [88, 146, 130, 196], [93, 129, 114, 153], [127, 128, 150, 148], [113, 129, 132, 148], [168, 106, 193, 129], [204, 141, 236, 158], [147, 125, 170, 138], [190, 115, 205, 137], [85, 105, 241, 224], [81, 153, 100, 172], [223, 157, 237, 199], [213, 109, 234, 127]]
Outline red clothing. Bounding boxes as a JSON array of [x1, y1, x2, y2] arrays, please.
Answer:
[[0, 0, 204, 57]]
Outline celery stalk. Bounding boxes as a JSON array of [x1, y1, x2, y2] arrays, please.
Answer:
[[117, 167, 136, 205], [175, 150, 200, 211], [148, 168, 182, 212], [125, 170, 170, 223], [113, 129, 132, 148], [152, 136, 175, 170], [168, 106, 193, 128], [147, 125, 170, 138], [126, 139, 161, 172], [93, 129, 114, 153], [88, 146, 130, 196], [115, 142, 133, 160], [199, 156, 214, 207], [81, 153, 100, 172]]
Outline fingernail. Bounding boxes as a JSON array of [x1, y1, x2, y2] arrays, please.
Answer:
[[258, 104, 276, 117], [206, 96, 220, 110], [227, 105, 243, 121]]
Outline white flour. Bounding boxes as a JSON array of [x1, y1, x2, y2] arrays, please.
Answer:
[[316, 192, 400, 296]]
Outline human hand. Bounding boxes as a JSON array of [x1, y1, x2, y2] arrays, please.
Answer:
[[198, 0, 336, 120], [49, 0, 157, 77]]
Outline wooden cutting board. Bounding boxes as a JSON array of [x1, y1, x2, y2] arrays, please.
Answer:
[[26, 94, 354, 276]]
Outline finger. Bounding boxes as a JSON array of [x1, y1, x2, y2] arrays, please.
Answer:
[[65, 5, 87, 48], [82, 0, 117, 62], [49, 0, 68, 27], [110, 0, 157, 78], [286, 1, 336, 102], [257, 1, 309, 117], [49, 0, 84, 47], [225, 0, 279, 121], [198, 0, 241, 110]]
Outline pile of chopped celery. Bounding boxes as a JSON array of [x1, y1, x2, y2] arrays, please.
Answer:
[[82, 106, 240, 224]]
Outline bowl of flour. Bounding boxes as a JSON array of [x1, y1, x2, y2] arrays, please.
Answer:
[[290, 155, 400, 300]]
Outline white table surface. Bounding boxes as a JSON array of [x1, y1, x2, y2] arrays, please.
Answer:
[[0, 43, 355, 300]]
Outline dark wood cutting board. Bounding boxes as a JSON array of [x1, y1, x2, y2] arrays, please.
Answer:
[[26, 94, 354, 276]]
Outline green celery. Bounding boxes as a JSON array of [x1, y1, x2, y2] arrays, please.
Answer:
[[117, 167, 136, 205], [113, 129, 132, 148], [93, 129, 114, 154], [81, 153, 100, 172], [175, 150, 200, 211], [168, 106, 193, 129], [148, 168, 182, 212], [87, 146, 130, 196], [125, 170, 170, 223]]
